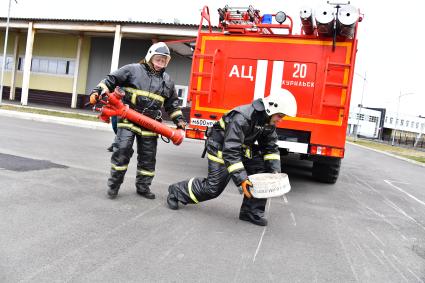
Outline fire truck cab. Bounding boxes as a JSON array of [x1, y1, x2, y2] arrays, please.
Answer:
[[185, 4, 362, 183]]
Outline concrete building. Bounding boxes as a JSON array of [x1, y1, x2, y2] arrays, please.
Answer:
[[347, 106, 382, 138], [0, 17, 197, 110], [381, 111, 425, 142], [348, 106, 425, 143]]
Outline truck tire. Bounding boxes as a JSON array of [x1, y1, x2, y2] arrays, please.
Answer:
[[312, 159, 341, 184]]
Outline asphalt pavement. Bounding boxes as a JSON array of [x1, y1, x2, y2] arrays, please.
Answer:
[[0, 114, 424, 282]]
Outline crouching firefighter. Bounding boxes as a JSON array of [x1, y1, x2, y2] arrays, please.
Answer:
[[167, 89, 297, 226], [90, 42, 187, 199]]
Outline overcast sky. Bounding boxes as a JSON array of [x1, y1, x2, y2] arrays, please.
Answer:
[[1, 0, 424, 117]]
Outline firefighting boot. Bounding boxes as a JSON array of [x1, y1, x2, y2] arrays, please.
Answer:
[[107, 187, 119, 199], [239, 212, 268, 226], [136, 187, 156, 199], [167, 186, 179, 210]]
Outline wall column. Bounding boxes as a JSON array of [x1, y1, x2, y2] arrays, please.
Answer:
[[20, 22, 35, 106], [9, 32, 19, 100], [110, 24, 121, 72], [71, 34, 83, 108]]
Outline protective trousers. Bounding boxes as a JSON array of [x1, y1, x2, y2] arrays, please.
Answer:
[[108, 127, 158, 192], [169, 151, 267, 217]]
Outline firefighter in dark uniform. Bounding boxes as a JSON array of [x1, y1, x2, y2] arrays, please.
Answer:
[[90, 42, 187, 199], [166, 89, 297, 226]]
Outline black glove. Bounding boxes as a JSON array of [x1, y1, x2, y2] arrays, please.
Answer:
[[177, 121, 187, 130]]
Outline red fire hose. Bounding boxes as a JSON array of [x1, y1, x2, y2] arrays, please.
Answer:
[[94, 87, 185, 145]]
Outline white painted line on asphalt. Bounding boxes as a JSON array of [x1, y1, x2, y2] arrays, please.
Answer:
[[348, 173, 414, 241], [384, 180, 425, 209], [23, 203, 161, 282], [405, 267, 424, 283], [391, 255, 423, 283], [367, 228, 385, 247], [355, 175, 424, 233], [252, 227, 267, 263], [352, 239, 372, 280], [380, 250, 409, 282], [384, 199, 425, 232], [363, 203, 399, 230], [363, 204, 384, 218], [347, 141, 425, 168], [385, 180, 410, 185], [363, 244, 385, 265], [252, 200, 271, 263], [334, 216, 359, 282], [289, 210, 297, 226]]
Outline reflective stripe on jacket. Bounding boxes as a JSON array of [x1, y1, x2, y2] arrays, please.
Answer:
[[92, 63, 186, 131], [207, 99, 281, 185]]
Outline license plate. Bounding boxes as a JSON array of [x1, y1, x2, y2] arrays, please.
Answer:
[[190, 118, 216, 127]]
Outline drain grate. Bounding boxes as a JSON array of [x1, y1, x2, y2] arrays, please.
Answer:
[[0, 153, 68, 172]]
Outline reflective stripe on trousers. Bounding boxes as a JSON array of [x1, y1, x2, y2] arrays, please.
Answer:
[[188, 178, 199, 203], [167, 154, 268, 216]]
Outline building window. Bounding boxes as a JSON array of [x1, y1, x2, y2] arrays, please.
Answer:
[[24, 56, 76, 76], [406, 121, 409, 127], [356, 113, 365, 120], [385, 116, 388, 123], [416, 122, 420, 129], [1, 55, 76, 75], [47, 60, 58, 73], [175, 85, 188, 107], [18, 57, 24, 70], [400, 120, 404, 126], [68, 61, 76, 75], [57, 60, 67, 74], [0, 55, 15, 70], [390, 117, 393, 124]]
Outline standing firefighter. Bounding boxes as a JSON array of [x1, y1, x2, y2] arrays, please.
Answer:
[[167, 89, 297, 226], [90, 42, 187, 199]]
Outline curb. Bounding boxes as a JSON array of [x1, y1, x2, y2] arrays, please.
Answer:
[[347, 141, 425, 168], [0, 108, 177, 131], [0, 109, 111, 131], [0, 102, 96, 117]]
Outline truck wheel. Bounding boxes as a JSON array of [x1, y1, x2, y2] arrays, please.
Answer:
[[312, 159, 341, 184]]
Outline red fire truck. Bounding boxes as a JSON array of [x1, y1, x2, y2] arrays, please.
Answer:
[[185, 4, 362, 183]]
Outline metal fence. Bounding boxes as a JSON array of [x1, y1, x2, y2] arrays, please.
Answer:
[[382, 134, 425, 149]]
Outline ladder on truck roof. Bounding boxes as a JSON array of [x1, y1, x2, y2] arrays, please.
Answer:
[[319, 55, 355, 119], [189, 50, 219, 105]]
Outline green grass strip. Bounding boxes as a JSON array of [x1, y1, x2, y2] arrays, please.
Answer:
[[0, 105, 100, 122], [347, 137, 425, 164]]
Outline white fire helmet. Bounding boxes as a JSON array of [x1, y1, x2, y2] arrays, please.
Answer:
[[145, 42, 171, 66], [262, 88, 297, 117]]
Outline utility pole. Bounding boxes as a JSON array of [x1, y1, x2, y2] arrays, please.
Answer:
[[354, 72, 366, 141], [414, 115, 425, 147], [391, 91, 414, 146]]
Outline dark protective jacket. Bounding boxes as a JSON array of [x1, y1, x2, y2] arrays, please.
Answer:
[[207, 99, 281, 186], [92, 63, 185, 132]]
